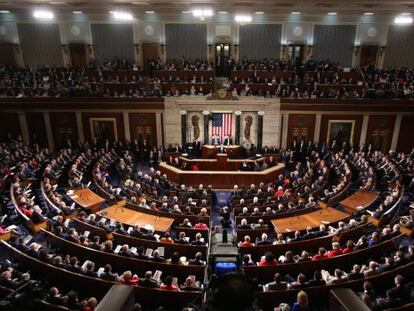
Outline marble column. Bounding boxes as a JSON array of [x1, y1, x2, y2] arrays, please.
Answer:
[[75, 112, 85, 143], [314, 114, 322, 143], [180, 111, 187, 147], [391, 115, 402, 151], [43, 112, 54, 151], [235, 111, 241, 145], [257, 111, 264, 151]]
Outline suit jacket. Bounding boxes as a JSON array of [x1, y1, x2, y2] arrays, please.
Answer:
[[212, 137, 220, 145], [223, 137, 233, 146]]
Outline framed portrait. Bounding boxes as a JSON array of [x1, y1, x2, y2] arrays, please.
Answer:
[[327, 120, 355, 144], [89, 118, 118, 142]]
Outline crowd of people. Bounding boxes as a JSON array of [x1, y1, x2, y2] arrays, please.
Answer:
[[1, 56, 414, 99]]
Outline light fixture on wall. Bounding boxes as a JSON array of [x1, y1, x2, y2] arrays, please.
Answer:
[[110, 11, 134, 21], [72, 11, 82, 14], [145, 11, 155, 14], [255, 11, 264, 15], [364, 12, 374, 15], [33, 10, 54, 20], [192, 8, 214, 20], [0, 10, 10, 14], [395, 14, 413, 24], [235, 15, 252, 24], [291, 12, 301, 15], [328, 12, 337, 16]]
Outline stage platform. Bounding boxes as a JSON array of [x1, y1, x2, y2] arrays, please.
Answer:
[[97, 204, 175, 233], [271, 207, 349, 234]]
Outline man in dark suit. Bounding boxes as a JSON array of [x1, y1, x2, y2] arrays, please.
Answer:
[[139, 271, 160, 288], [100, 264, 119, 282], [265, 273, 288, 291], [223, 135, 233, 146]]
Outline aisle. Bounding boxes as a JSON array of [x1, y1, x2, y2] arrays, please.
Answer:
[[210, 191, 234, 233]]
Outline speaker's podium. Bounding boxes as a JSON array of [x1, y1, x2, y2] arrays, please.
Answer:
[[216, 153, 228, 171]]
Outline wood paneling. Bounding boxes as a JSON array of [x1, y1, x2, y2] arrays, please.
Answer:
[[287, 114, 316, 147], [50, 112, 78, 149], [129, 113, 157, 146], [25, 112, 47, 146], [82, 112, 124, 143], [320, 114, 363, 145], [366, 115, 395, 152], [0, 113, 20, 141], [397, 115, 414, 153], [0, 43, 16, 65]]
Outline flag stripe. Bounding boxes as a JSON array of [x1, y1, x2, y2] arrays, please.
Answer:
[[211, 113, 233, 143]]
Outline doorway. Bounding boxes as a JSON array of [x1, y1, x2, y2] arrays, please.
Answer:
[[0, 43, 16, 65], [69, 43, 87, 67], [288, 44, 305, 63], [142, 43, 160, 77], [215, 43, 231, 77], [360, 45, 378, 67]]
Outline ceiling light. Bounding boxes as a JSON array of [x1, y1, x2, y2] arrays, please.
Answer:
[[218, 11, 228, 14], [235, 15, 252, 23], [255, 11, 264, 15], [182, 10, 191, 14], [0, 10, 10, 14], [364, 12, 374, 15], [33, 10, 54, 20], [145, 11, 155, 14], [328, 12, 337, 15], [291, 12, 301, 15], [401, 12, 411, 16], [192, 8, 214, 19], [395, 15, 413, 24], [73, 11, 82, 14], [110, 11, 133, 21]]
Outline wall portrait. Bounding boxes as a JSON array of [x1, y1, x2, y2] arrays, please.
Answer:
[[327, 120, 355, 144], [89, 118, 118, 142]]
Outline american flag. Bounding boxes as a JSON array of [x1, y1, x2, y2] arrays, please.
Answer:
[[211, 113, 233, 142]]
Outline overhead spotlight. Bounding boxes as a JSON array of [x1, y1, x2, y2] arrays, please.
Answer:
[[110, 11, 133, 21], [364, 12, 374, 15], [33, 10, 54, 20], [145, 11, 155, 14], [291, 12, 301, 15], [192, 8, 214, 19], [255, 11, 264, 15], [0, 10, 10, 14], [235, 15, 252, 23], [328, 12, 337, 15], [395, 15, 413, 24]]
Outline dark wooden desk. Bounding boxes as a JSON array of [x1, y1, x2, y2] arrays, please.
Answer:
[[339, 190, 379, 214], [201, 145, 241, 159], [159, 162, 285, 189]]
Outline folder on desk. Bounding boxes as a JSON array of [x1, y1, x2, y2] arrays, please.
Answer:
[[157, 247, 165, 257], [145, 248, 154, 257]]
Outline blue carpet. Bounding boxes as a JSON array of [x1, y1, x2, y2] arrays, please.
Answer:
[[211, 191, 235, 233]]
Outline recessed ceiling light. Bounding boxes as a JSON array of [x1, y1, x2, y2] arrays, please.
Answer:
[[218, 11, 228, 14], [72, 11, 82, 14], [255, 11, 264, 15], [110, 11, 133, 21], [328, 12, 337, 15], [192, 8, 214, 18], [291, 12, 301, 15], [0, 10, 10, 14], [395, 15, 413, 24], [364, 12, 374, 15], [235, 15, 252, 23], [33, 10, 54, 20]]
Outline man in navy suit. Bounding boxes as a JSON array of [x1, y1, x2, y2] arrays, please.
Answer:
[[212, 134, 220, 145], [223, 134, 233, 146]]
